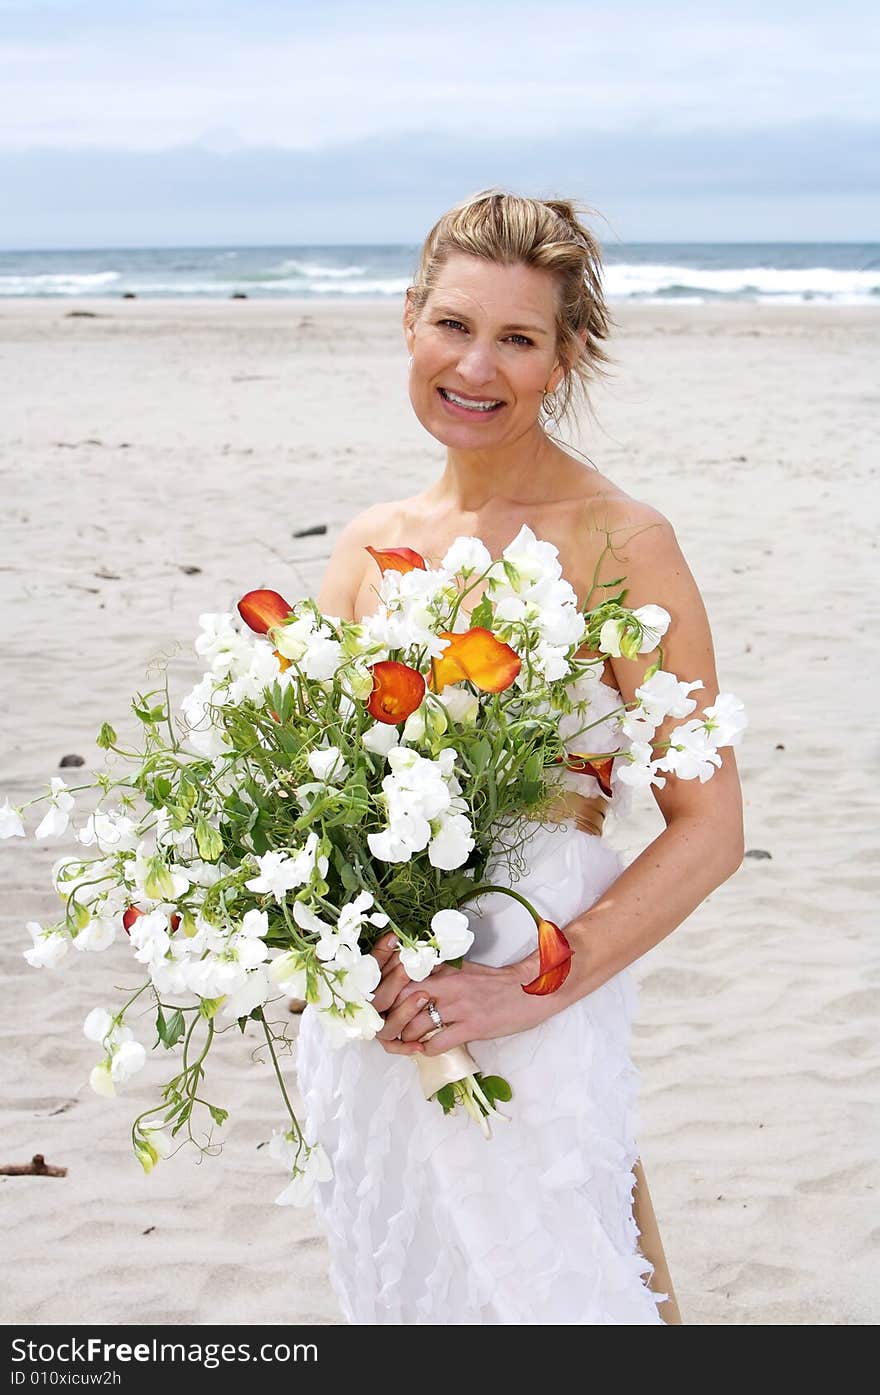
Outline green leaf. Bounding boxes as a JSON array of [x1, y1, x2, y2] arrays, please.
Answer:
[[470, 738, 492, 773], [468, 596, 494, 630], [199, 997, 224, 1021], [96, 721, 117, 750], [479, 1074, 512, 1102], [435, 1084, 456, 1115], [158, 1009, 185, 1049], [208, 1104, 228, 1127]]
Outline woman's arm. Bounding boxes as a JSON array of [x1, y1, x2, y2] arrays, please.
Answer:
[[376, 504, 745, 1054], [542, 505, 746, 1008]]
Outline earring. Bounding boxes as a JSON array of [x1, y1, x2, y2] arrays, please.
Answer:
[[407, 354, 414, 369], [541, 389, 558, 418]]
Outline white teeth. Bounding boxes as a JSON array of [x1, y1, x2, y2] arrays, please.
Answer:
[[441, 388, 502, 411]]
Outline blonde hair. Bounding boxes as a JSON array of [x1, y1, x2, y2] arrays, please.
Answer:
[[405, 187, 617, 430]]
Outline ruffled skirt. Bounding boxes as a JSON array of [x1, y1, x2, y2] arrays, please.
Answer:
[[294, 818, 668, 1324]]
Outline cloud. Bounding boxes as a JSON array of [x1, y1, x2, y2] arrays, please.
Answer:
[[0, 1, 877, 151], [1, 120, 877, 246]]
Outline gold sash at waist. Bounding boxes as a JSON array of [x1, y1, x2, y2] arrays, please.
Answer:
[[543, 788, 609, 838]]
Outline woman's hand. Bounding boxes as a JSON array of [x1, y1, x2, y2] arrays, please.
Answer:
[[368, 931, 553, 1057]]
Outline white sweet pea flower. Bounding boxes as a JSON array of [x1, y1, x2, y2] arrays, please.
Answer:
[[431, 908, 474, 961], [135, 1125, 173, 1174], [34, 778, 75, 840], [701, 692, 748, 747], [318, 999, 385, 1047], [245, 848, 307, 903], [301, 633, 344, 681], [366, 825, 415, 864], [399, 943, 439, 981], [0, 799, 26, 839], [228, 908, 271, 970], [632, 605, 671, 648], [269, 948, 310, 1000], [221, 964, 271, 1019], [620, 707, 659, 742], [111, 1038, 147, 1084], [498, 524, 563, 587], [656, 721, 723, 782], [306, 745, 350, 784], [289, 830, 329, 883], [271, 613, 314, 662], [614, 742, 667, 790], [77, 809, 139, 854], [128, 909, 173, 966], [270, 1134, 333, 1207], [195, 611, 254, 679], [331, 942, 382, 1002], [227, 641, 284, 705], [598, 617, 627, 657], [181, 674, 230, 758], [84, 1008, 146, 1094], [635, 670, 703, 724], [436, 684, 480, 725], [337, 890, 389, 940], [362, 721, 401, 757], [441, 535, 492, 577], [428, 811, 475, 870], [89, 1060, 116, 1097], [533, 641, 571, 682], [83, 1007, 117, 1044], [73, 915, 117, 952], [294, 898, 346, 963], [23, 921, 69, 968]]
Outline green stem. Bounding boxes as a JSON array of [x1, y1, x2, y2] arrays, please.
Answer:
[[456, 882, 539, 921], [255, 1008, 302, 1140]]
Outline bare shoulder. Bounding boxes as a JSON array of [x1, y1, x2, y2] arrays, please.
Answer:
[[315, 495, 416, 617], [576, 485, 677, 568]]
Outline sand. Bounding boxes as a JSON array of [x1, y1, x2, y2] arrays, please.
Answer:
[[1, 298, 877, 1326]]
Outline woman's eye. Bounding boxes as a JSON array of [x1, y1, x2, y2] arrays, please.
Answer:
[[438, 319, 532, 347]]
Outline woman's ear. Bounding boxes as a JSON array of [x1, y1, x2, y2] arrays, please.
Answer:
[[402, 288, 417, 354]]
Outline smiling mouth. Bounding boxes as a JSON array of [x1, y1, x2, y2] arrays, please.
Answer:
[[438, 387, 505, 414]]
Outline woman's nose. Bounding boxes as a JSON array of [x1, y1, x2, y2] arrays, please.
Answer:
[[455, 340, 498, 386]]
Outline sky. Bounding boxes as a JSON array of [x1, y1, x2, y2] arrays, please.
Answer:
[[1, 0, 878, 248]]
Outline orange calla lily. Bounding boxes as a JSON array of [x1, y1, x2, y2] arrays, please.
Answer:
[[365, 545, 427, 575], [429, 627, 521, 694], [522, 917, 573, 996], [237, 589, 293, 635], [366, 660, 426, 725], [561, 752, 616, 797]]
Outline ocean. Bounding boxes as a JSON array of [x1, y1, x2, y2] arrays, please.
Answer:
[[0, 242, 877, 305]]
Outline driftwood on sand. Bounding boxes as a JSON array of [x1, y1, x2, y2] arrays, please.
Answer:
[[0, 1153, 68, 1177]]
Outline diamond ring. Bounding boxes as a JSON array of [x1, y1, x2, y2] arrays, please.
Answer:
[[426, 1000, 444, 1030]]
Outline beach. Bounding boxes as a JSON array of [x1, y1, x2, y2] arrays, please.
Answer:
[[1, 297, 877, 1326]]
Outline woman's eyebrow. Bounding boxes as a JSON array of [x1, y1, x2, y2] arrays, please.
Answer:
[[432, 306, 550, 336]]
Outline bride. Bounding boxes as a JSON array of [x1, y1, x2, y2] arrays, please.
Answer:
[[293, 188, 745, 1324]]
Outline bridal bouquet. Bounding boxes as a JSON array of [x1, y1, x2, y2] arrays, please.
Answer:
[[3, 525, 746, 1202]]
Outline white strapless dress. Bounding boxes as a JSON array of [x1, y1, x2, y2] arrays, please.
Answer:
[[293, 682, 668, 1325]]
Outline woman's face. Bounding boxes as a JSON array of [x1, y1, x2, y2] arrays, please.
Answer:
[[403, 252, 565, 450]]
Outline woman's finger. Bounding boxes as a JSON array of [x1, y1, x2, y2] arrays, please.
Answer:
[[399, 1005, 443, 1044], [376, 991, 430, 1044], [376, 1037, 425, 1056], [371, 962, 412, 1015], [369, 932, 400, 972]]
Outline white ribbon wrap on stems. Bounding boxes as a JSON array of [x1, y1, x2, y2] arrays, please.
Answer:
[[414, 1027, 479, 1100]]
